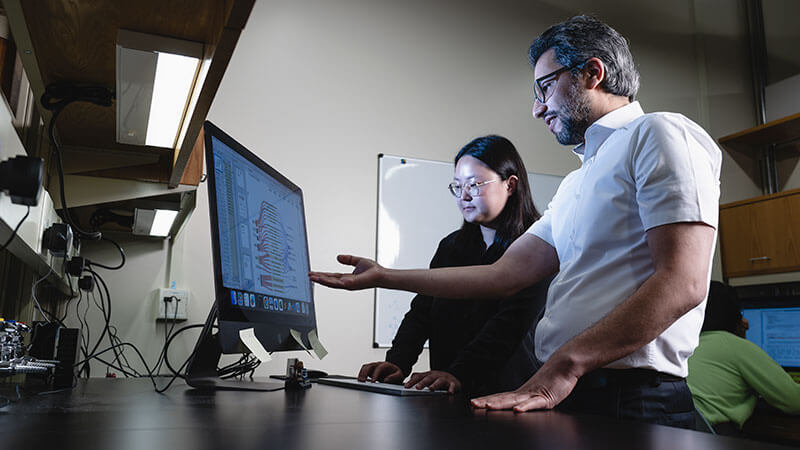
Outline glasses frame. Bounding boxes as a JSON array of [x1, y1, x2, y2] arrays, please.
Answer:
[[533, 59, 589, 104], [448, 178, 500, 198]]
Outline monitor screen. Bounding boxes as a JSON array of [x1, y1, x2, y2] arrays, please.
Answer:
[[204, 121, 317, 353], [742, 306, 800, 369]]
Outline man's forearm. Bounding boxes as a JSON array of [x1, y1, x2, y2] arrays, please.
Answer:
[[548, 268, 708, 379], [380, 234, 558, 300], [546, 223, 715, 379], [379, 264, 511, 299]]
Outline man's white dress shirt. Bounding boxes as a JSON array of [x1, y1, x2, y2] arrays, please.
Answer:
[[528, 101, 722, 377]]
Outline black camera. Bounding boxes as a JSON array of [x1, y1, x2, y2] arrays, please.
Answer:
[[0, 155, 44, 206]]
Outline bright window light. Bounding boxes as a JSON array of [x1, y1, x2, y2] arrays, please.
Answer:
[[145, 52, 199, 148], [150, 209, 179, 237]]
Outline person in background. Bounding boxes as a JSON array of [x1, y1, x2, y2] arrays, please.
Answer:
[[687, 281, 800, 434], [358, 135, 549, 395]]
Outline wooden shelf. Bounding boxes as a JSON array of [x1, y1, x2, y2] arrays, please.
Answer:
[[3, 0, 254, 188], [717, 112, 800, 192], [719, 111, 800, 154]]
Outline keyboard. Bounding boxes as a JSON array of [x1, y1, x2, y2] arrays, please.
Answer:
[[316, 377, 449, 396]]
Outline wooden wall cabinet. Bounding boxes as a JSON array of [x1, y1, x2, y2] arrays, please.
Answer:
[[719, 188, 800, 278]]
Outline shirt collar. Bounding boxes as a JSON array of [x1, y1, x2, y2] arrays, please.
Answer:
[[572, 101, 644, 161]]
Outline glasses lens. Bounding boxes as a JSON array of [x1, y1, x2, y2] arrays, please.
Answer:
[[448, 182, 461, 197], [534, 82, 544, 103]]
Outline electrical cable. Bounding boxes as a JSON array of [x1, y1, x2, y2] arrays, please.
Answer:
[[73, 343, 158, 390], [0, 205, 30, 252], [40, 84, 113, 242], [163, 323, 207, 378], [93, 355, 141, 379], [153, 296, 180, 376], [87, 237, 126, 270], [72, 288, 88, 377], [110, 325, 140, 377], [89, 270, 128, 377], [60, 272, 80, 323], [44, 105, 100, 241], [61, 270, 263, 393], [30, 265, 55, 324], [79, 288, 93, 377], [82, 269, 112, 373]]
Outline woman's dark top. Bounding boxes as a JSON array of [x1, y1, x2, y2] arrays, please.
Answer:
[[385, 229, 550, 396]]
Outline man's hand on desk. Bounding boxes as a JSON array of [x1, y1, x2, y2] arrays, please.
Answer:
[[309, 255, 384, 290], [358, 361, 405, 384], [470, 360, 579, 412], [405, 370, 461, 394]]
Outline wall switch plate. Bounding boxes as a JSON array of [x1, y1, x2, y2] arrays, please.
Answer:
[[154, 288, 189, 321]]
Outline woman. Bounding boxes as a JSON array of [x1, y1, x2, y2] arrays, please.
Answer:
[[357, 135, 549, 395]]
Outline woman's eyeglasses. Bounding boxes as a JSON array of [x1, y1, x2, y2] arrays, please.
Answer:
[[448, 179, 499, 198]]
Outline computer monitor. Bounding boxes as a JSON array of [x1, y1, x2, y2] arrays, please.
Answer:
[[185, 121, 318, 390], [742, 303, 800, 371]]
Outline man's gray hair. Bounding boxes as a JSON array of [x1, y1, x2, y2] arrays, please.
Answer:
[[529, 15, 640, 101]]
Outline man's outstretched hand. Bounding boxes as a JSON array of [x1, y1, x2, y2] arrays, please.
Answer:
[[309, 254, 384, 290]]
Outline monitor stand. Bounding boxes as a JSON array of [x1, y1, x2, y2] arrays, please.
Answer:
[[185, 304, 284, 391]]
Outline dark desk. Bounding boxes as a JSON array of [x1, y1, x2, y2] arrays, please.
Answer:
[[0, 379, 793, 450]]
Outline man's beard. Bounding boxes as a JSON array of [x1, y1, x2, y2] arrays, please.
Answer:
[[554, 80, 591, 146]]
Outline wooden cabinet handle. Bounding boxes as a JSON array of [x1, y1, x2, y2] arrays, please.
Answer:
[[748, 256, 771, 262]]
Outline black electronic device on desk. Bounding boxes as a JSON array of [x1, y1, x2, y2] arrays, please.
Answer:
[[185, 121, 319, 391], [316, 377, 449, 396]]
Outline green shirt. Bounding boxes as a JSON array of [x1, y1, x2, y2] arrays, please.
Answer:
[[687, 330, 800, 428]]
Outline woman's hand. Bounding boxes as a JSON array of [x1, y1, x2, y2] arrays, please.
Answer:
[[405, 370, 462, 394], [309, 254, 385, 290], [357, 361, 405, 384]]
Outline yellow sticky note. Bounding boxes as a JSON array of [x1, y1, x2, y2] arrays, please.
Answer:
[[290, 328, 309, 350], [307, 329, 328, 360], [239, 328, 272, 362]]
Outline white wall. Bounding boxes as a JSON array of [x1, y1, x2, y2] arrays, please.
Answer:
[[74, 0, 756, 378]]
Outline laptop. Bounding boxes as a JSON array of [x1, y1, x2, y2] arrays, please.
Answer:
[[316, 377, 449, 396]]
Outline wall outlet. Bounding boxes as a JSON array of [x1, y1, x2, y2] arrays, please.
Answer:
[[154, 288, 189, 321]]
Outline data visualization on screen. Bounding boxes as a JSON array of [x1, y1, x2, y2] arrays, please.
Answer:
[[743, 306, 800, 368], [211, 136, 312, 317]]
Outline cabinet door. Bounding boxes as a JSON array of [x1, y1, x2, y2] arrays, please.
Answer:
[[720, 193, 800, 277]]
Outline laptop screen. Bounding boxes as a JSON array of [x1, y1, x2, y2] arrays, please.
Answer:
[[742, 306, 800, 369]]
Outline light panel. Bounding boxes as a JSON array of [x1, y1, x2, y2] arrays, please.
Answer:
[[145, 53, 199, 148], [133, 208, 178, 237], [116, 30, 203, 148], [150, 209, 179, 237]]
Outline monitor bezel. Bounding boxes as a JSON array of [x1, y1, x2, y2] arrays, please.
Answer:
[[203, 120, 317, 353]]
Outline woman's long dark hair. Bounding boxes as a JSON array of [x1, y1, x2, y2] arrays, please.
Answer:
[[454, 135, 540, 249], [701, 281, 742, 334]]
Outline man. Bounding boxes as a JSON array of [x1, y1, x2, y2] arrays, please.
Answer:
[[310, 15, 721, 428]]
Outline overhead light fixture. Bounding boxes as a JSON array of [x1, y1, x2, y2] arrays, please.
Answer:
[[133, 208, 179, 237], [116, 30, 203, 148]]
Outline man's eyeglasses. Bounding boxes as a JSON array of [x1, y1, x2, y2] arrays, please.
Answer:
[[533, 59, 589, 104], [448, 179, 499, 198]]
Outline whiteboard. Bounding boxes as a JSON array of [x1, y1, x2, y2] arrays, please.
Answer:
[[374, 154, 563, 347]]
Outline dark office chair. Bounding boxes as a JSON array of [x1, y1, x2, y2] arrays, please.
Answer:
[[694, 406, 716, 434]]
